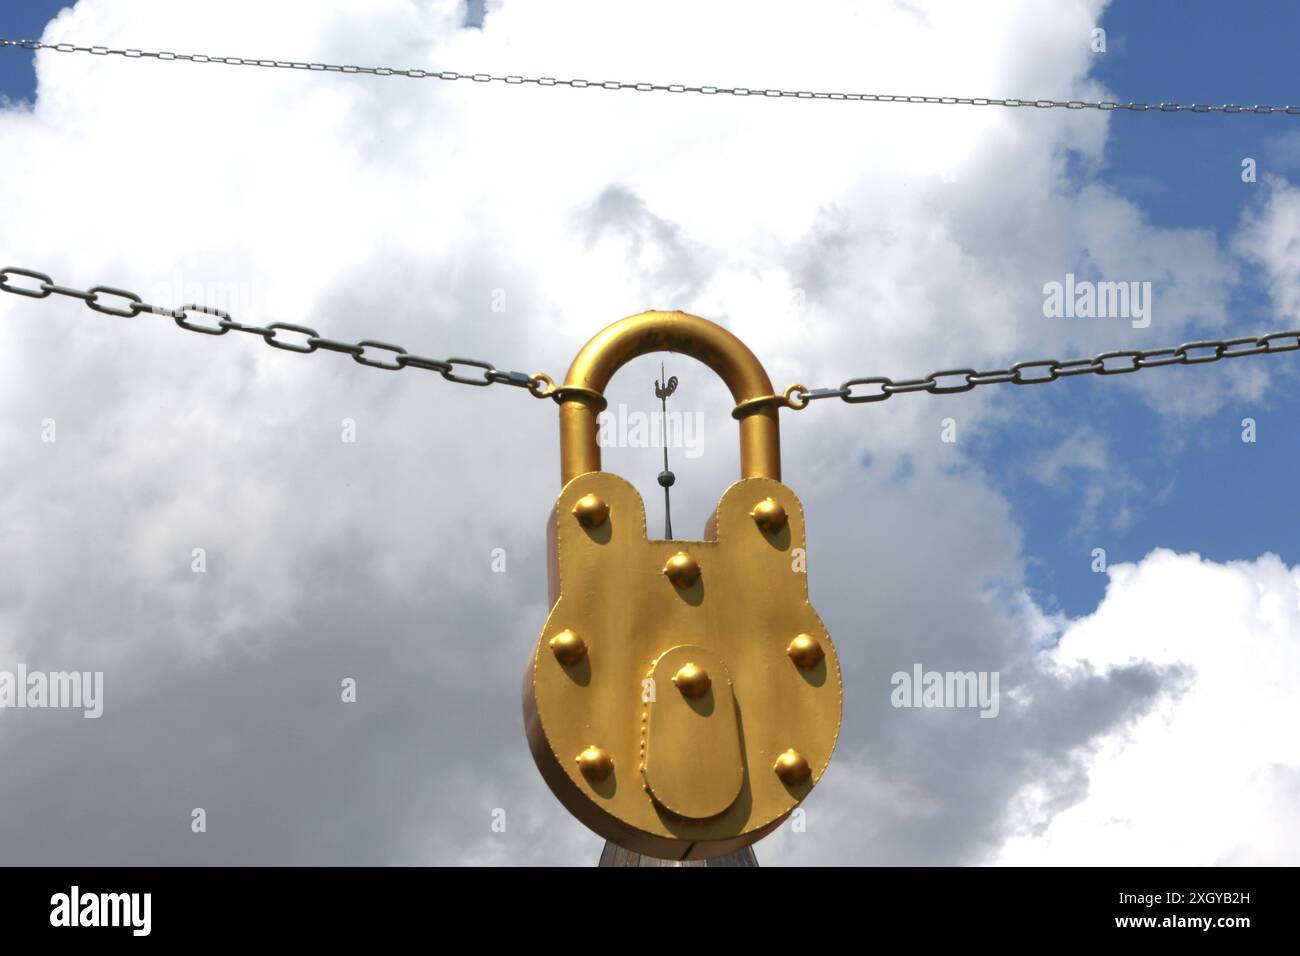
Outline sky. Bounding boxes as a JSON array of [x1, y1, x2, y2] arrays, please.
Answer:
[[0, 0, 1298, 866]]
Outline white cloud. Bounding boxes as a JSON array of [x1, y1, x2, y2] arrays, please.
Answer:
[[994, 550, 1300, 865], [1237, 176, 1300, 325]]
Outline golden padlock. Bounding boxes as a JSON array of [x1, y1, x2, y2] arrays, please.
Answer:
[[522, 310, 841, 860]]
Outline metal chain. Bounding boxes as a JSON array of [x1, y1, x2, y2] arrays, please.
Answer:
[[7, 265, 1300, 412], [3, 38, 1299, 115], [783, 332, 1300, 409], [0, 267, 556, 398]]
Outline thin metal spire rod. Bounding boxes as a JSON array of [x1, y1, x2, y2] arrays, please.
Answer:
[[654, 365, 677, 539]]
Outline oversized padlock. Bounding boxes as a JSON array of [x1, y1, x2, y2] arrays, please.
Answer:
[[523, 311, 841, 860]]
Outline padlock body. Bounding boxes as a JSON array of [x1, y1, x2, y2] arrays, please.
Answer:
[[522, 472, 842, 860]]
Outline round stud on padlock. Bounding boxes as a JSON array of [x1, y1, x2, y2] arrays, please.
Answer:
[[774, 748, 812, 786], [672, 662, 711, 699], [576, 745, 614, 782], [549, 629, 587, 666], [787, 633, 824, 669], [662, 551, 701, 589], [750, 497, 788, 534], [572, 493, 609, 528]]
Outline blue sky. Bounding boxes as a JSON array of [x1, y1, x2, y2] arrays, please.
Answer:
[[0, 2, 70, 101], [1008, 1, 1300, 616], [4, 1, 1296, 621]]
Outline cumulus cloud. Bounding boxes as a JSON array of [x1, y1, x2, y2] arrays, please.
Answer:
[[994, 550, 1300, 865], [1237, 176, 1300, 325], [0, 0, 1294, 865]]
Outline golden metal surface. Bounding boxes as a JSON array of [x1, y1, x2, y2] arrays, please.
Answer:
[[571, 493, 610, 529], [786, 633, 825, 670], [556, 311, 781, 484], [773, 749, 812, 786], [750, 497, 789, 534], [662, 551, 701, 590], [524, 472, 841, 859], [529, 372, 556, 399], [548, 629, 588, 666], [523, 310, 839, 860], [781, 383, 810, 411], [729, 393, 787, 419], [643, 645, 744, 820], [551, 384, 609, 412], [577, 745, 614, 782], [671, 661, 712, 699], [728, 385, 810, 419]]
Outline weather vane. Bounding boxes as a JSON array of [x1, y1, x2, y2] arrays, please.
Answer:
[[655, 363, 678, 538]]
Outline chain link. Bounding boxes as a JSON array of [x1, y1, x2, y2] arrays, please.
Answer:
[[4, 38, 1299, 115], [8, 265, 1300, 413], [0, 267, 555, 398], [786, 333, 1300, 408]]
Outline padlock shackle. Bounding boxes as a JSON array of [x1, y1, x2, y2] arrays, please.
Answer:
[[557, 311, 780, 485]]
